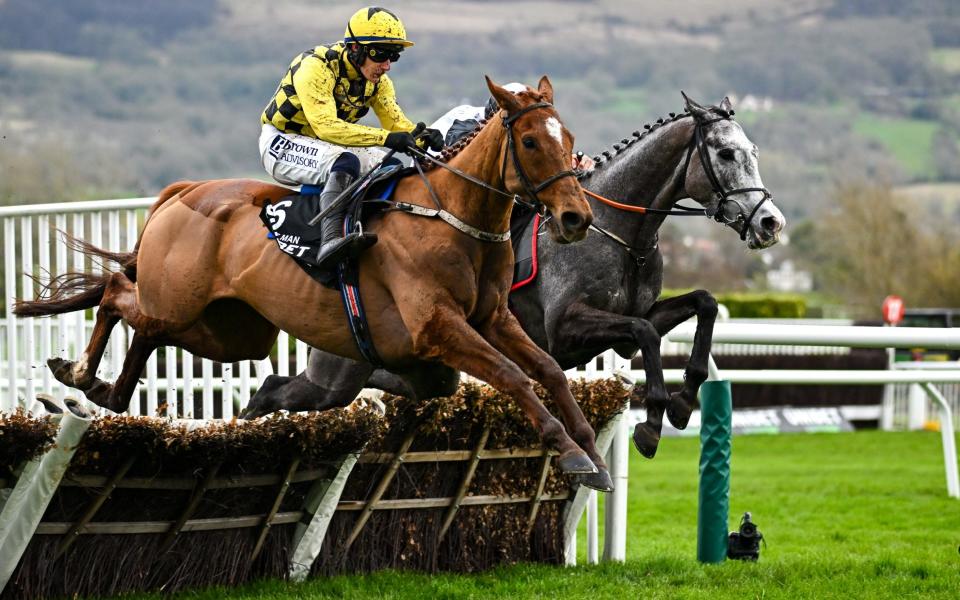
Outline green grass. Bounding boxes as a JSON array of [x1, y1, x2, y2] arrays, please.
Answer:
[[932, 48, 960, 74], [608, 87, 648, 119], [118, 430, 960, 599], [853, 114, 939, 179]]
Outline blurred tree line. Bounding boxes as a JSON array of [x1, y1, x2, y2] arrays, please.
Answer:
[[1, 0, 957, 206], [789, 182, 960, 313], [0, 0, 958, 315]]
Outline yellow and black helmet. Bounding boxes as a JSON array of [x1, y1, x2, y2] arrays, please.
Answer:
[[344, 7, 414, 47]]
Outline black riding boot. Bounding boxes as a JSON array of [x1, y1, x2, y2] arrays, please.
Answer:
[[314, 170, 377, 271]]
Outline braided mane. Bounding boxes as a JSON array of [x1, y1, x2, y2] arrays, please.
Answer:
[[578, 104, 733, 181], [417, 117, 491, 171]]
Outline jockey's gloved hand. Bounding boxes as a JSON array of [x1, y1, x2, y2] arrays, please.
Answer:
[[419, 126, 445, 152], [384, 130, 418, 153]]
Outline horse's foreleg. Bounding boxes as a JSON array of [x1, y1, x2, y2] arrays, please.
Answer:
[[646, 290, 718, 429], [240, 349, 374, 419], [547, 302, 669, 459], [482, 307, 613, 491], [411, 306, 595, 475]]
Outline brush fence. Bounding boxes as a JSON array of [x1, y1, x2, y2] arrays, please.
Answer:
[[0, 386, 628, 599]]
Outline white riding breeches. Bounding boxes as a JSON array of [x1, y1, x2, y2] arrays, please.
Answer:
[[258, 124, 388, 187]]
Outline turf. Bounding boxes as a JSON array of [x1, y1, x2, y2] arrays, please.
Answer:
[[114, 431, 960, 599], [932, 48, 960, 74], [852, 115, 939, 180]]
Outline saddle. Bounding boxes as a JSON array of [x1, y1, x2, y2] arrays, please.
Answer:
[[258, 169, 542, 367], [259, 164, 406, 289]]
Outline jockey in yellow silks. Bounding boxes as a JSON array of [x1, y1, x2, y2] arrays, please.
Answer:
[[259, 6, 443, 271]]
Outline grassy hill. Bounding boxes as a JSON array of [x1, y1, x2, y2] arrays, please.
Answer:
[[0, 0, 957, 218]]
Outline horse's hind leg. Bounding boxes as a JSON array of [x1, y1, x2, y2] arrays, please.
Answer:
[[82, 333, 159, 413], [47, 271, 164, 413], [646, 290, 718, 429], [48, 272, 134, 391], [241, 349, 374, 419]]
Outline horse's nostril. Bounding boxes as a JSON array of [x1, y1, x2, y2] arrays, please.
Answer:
[[561, 211, 585, 232], [761, 216, 782, 234]]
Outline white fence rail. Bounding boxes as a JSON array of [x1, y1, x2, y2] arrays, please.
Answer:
[[665, 322, 960, 499], [2, 198, 959, 428]]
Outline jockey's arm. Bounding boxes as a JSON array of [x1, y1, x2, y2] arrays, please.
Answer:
[[370, 75, 417, 134], [295, 58, 398, 147]]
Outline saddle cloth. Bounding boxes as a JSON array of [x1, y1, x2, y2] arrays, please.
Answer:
[[260, 167, 544, 291], [258, 166, 402, 288]]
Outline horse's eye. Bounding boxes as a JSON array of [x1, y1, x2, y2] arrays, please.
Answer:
[[718, 148, 736, 160], [522, 137, 537, 149]]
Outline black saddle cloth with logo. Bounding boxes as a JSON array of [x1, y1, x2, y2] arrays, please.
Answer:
[[259, 166, 403, 288]]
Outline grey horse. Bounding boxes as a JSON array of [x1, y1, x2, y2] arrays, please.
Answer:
[[240, 93, 785, 486]]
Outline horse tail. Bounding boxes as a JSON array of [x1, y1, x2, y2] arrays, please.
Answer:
[[12, 236, 139, 318], [12, 181, 194, 318]]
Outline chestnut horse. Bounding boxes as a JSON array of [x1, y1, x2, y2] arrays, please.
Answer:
[[16, 77, 613, 484]]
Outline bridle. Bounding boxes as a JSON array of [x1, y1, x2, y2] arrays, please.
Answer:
[[403, 101, 580, 240], [585, 113, 773, 243], [499, 101, 578, 216], [681, 114, 773, 241]]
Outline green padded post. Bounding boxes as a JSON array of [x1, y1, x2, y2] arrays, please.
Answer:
[[697, 380, 732, 563]]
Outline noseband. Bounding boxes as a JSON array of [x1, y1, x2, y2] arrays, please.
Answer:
[[682, 115, 772, 241], [500, 102, 579, 215], [396, 100, 580, 242]]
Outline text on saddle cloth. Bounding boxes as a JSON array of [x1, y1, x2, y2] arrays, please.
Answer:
[[259, 165, 403, 268]]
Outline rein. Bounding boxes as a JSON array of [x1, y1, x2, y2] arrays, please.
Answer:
[[395, 101, 579, 242], [585, 114, 772, 244], [584, 189, 705, 216]]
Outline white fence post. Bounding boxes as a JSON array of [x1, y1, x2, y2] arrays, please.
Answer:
[[20, 217, 35, 406], [920, 383, 960, 499], [602, 412, 628, 562], [880, 347, 896, 431], [907, 383, 927, 430], [4, 218, 18, 411], [586, 490, 598, 564]]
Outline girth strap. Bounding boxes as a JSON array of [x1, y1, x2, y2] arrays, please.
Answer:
[[337, 212, 384, 368]]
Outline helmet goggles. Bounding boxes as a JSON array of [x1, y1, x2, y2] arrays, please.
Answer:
[[365, 43, 404, 63]]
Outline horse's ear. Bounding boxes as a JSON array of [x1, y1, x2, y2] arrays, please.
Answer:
[[537, 75, 554, 104], [486, 75, 522, 114], [681, 91, 711, 122], [718, 96, 734, 114]]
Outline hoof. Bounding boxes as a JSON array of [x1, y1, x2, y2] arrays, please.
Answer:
[[632, 422, 661, 459], [557, 451, 598, 475], [48, 357, 80, 388], [575, 467, 614, 492], [666, 392, 693, 430], [238, 406, 265, 420]]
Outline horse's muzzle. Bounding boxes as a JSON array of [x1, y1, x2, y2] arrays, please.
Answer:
[[556, 210, 591, 243]]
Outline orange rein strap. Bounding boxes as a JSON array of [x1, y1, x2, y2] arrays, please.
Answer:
[[583, 189, 648, 213], [583, 189, 707, 217]]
